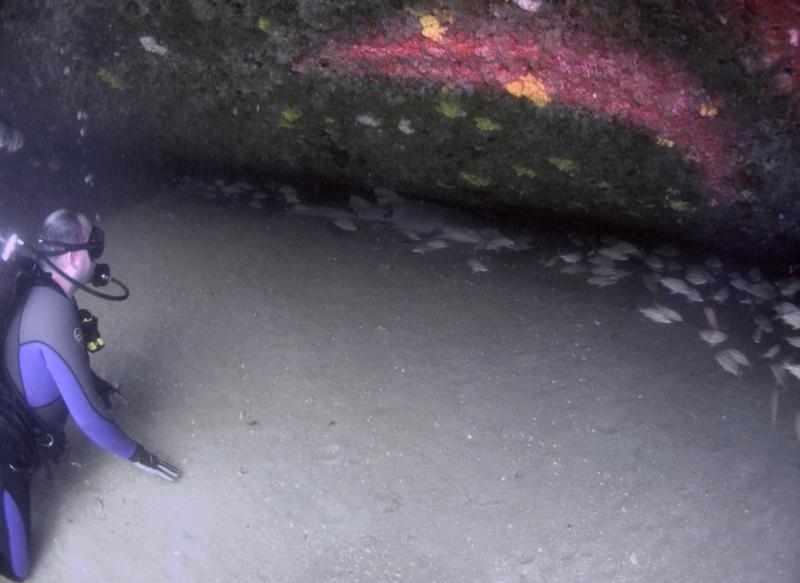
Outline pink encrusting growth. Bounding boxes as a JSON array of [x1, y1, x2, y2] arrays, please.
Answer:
[[723, 0, 800, 98], [297, 14, 748, 204]]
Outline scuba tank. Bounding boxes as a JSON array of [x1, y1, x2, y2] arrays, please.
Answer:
[[0, 379, 66, 474], [0, 241, 67, 473]]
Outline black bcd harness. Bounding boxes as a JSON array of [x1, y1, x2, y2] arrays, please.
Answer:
[[0, 264, 69, 475]]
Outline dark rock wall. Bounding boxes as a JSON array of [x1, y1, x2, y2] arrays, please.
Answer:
[[0, 1, 798, 258]]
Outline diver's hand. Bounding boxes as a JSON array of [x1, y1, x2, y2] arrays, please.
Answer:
[[130, 445, 181, 482], [91, 373, 128, 409]]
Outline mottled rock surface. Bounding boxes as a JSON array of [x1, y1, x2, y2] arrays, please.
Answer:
[[0, 1, 798, 260]]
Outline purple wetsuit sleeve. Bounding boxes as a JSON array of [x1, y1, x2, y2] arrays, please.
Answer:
[[38, 344, 137, 459]]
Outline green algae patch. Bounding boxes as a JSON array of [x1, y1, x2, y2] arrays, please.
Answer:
[[460, 172, 490, 187], [279, 107, 302, 128], [668, 199, 695, 213], [97, 68, 123, 90], [437, 101, 465, 119], [547, 157, 578, 176], [513, 165, 537, 179], [474, 117, 502, 132]]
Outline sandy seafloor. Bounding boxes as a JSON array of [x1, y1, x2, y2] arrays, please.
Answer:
[[21, 182, 800, 583]]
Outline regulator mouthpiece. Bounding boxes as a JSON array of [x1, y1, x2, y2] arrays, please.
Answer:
[[91, 263, 111, 287]]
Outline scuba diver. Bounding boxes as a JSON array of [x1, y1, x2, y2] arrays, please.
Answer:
[[0, 209, 180, 580]]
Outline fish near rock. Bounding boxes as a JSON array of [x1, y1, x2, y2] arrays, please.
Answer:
[[639, 305, 683, 324], [714, 349, 751, 376]]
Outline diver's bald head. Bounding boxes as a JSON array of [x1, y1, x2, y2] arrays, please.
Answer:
[[39, 209, 91, 248]]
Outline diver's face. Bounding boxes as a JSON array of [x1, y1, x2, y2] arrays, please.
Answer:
[[68, 217, 95, 284]]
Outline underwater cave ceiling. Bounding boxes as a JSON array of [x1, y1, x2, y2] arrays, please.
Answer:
[[0, 0, 799, 261]]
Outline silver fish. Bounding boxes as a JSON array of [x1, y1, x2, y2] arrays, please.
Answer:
[[704, 255, 723, 270], [685, 288, 704, 303], [644, 254, 665, 271], [760, 345, 781, 359], [425, 239, 449, 250], [777, 311, 800, 330], [641, 272, 660, 293], [588, 254, 616, 268], [712, 286, 729, 304], [611, 240, 639, 255], [467, 258, 488, 273], [653, 244, 680, 257], [221, 181, 251, 195], [592, 266, 631, 279], [660, 277, 691, 295], [412, 239, 448, 254], [640, 305, 683, 324], [586, 275, 618, 287], [666, 261, 684, 273], [0, 118, 24, 153], [700, 329, 728, 346], [440, 225, 482, 244], [746, 281, 776, 301], [374, 187, 405, 206], [685, 265, 713, 286], [598, 247, 629, 262], [591, 266, 617, 277], [640, 309, 672, 324], [786, 361, 800, 381], [332, 217, 358, 232], [279, 185, 300, 203], [484, 236, 515, 251], [771, 363, 787, 388], [774, 301, 800, 315], [785, 336, 800, 348], [714, 349, 751, 376], [777, 278, 800, 297], [729, 278, 750, 292], [351, 195, 390, 221], [400, 229, 422, 242], [508, 240, 532, 252], [560, 252, 583, 264], [349, 195, 370, 210], [560, 264, 588, 275], [754, 313, 774, 333]]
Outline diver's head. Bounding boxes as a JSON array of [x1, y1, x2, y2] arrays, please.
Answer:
[[38, 209, 98, 296]]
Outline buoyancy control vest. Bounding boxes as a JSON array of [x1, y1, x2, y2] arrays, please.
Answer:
[[0, 260, 68, 473]]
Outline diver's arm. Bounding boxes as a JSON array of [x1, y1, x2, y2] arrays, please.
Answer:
[[41, 347, 180, 480], [39, 344, 139, 459], [22, 287, 180, 480]]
